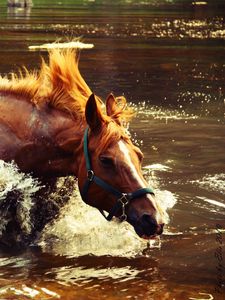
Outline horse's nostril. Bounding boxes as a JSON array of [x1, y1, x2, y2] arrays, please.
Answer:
[[141, 214, 156, 226], [140, 214, 164, 236]]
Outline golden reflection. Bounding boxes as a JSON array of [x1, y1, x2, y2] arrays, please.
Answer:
[[151, 17, 224, 40], [0, 284, 61, 299], [53, 265, 140, 285], [189, 292, 214, 300], [40, 287, 60, 298], [192, 2, 208, 5]]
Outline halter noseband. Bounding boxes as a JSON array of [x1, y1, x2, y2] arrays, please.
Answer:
[[81, 127, 155, 222]]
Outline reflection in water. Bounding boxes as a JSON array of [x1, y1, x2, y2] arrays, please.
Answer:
[[7, 0, 32, 7], [2, 14, 225, 41], [151, 18, 225, 39], [197, 196, 225, 210], [7, 6, 31, 19], [53, 264, 140, 283], [0, 284, 60, 299], [192, 174, 225, 195]]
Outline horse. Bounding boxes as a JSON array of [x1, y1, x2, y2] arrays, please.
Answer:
[[0, 49, 165, 241]]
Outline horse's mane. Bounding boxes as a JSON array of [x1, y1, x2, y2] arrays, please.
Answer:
[[0, 49, 132, 124]]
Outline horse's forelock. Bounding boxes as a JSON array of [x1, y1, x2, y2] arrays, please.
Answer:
[[90, 121, 132, 156]]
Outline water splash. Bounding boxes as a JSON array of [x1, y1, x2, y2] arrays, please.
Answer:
[[132, 102, 198, 121], [0, 160, 41, 236], [143, 163, 177, 224], [37, 189, 148, 257], [0, 160, 176, 256], [191, 173, 225, 195], [37, 183, 177, 257]]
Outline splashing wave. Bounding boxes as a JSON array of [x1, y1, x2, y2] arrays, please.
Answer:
[[132, 102, 198, 120], [0, 160, 41, 236], [37, 185, 177, 257], [0, 160, 176, 256]]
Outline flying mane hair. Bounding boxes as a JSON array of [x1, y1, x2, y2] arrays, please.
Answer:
[[0, 49, 136, 155], [0, 49, 133, 125]]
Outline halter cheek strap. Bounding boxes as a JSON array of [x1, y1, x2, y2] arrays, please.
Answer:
[[81, 127, 155, 222]]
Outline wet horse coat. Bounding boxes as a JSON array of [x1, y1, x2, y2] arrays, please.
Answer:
[[0, 49, 165, 242]]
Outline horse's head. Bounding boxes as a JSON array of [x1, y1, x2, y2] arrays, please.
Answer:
[[77, 94, 165, 239]]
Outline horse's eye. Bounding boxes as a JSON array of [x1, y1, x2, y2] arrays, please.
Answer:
[[99, 156, 114, 166]]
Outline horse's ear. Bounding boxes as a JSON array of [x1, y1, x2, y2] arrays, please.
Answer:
[[85, 94, 103, 131], [106, 93, 117, 116]]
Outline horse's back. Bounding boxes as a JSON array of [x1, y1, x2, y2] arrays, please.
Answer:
[[0, 91, 79, 175]]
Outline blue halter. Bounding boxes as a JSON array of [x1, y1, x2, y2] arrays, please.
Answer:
[[81, 127, 155, 221]]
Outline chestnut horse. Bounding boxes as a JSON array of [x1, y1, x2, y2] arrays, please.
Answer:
[[0, 49, 164, 239]]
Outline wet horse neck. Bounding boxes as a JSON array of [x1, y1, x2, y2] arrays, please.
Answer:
[[0, 93, 84, 177]]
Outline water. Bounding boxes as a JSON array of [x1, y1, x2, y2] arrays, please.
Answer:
[[0, 0, 225, 299]]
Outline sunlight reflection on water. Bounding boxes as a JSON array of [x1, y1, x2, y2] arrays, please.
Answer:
[[192, 174, 225, 195], [0, 285, 61, 299], [51, 264, 141, 284]]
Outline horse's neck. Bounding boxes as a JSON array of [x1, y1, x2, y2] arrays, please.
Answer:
[[28, 106, 85, 177], [0, 92, 85, 177]]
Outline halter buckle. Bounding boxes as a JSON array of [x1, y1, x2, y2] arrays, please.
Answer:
[[118, 194, 129, 206], [87, 170, 94, 181], [118, 194, 129, 222]]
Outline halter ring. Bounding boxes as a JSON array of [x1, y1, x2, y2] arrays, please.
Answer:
[[87, 170, 94, 181], [119, 213, 127, 222]]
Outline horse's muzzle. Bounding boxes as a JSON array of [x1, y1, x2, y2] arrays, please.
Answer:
[[128, 213, 164, 239]]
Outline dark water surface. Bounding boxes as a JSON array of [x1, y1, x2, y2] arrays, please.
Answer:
[[0, 0, 225, 299]]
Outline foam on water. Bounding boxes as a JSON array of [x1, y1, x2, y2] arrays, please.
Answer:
[[0, 160, 41, 236]]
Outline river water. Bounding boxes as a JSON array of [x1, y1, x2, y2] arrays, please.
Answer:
[[0, 0, 224, 299]]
